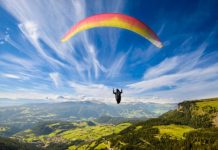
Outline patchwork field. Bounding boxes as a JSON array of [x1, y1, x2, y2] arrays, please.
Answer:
[[14, 121, 131, 148], [61, 123, 131, 141]]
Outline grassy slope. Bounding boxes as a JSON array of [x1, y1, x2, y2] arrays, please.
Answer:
[[61, 123, 130, 141], [193, 98, 218, 112], [196, 98, 218, 108], [153, 124, 195, 139]]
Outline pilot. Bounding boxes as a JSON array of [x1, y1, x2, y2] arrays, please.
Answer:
[[113, 89, 123, 104]]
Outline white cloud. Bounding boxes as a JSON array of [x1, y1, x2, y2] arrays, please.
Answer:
[[144, 38, 207, 80], [0, 91, 57, 100], [144, 57, 178, 79], [107, 52, 128, 78], [1, 0, 84, 74], [1, 54, 36, 70], [49, 72, 62, 87], [128, 61, 218, 100], [69, 82, 112, 97], [19, 21, 39, 40], [1, 74, 20, 79]]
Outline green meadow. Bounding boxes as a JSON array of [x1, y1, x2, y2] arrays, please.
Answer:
[[196, 98, 218, 109], [61, 123, 131, 141], [154, 124, 196, 139]]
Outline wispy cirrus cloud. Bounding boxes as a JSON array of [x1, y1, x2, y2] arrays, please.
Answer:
[[0, 0, 126, 81], [106, 47, 131, 78], [49, 72, 62, 88], [127, 29, 218, 100], [143, 41, 207, 80], [1, 74, 20, 79]]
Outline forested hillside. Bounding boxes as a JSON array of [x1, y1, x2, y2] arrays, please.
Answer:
[[0, 137, 39, 150], [75, 98, 218, 150]]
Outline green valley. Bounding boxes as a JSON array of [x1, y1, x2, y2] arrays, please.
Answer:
[[0, 98, 218, 149], [13, 121, 131, 148]]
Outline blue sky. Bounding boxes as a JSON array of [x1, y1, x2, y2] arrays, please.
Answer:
[[0, 0, 217, 103]]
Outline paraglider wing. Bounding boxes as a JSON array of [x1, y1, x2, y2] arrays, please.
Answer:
[[61, 13, 163, 48]]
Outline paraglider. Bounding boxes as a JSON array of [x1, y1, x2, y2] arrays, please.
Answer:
[[113, 89, 123, 104], [61, 13, 163, 48], [61, 13, 163, 104]]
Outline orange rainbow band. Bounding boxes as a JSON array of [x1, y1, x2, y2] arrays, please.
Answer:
[[61, 13, 163, 48]]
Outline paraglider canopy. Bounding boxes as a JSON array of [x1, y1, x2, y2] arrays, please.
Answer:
[[61, 13, 163, 48]]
